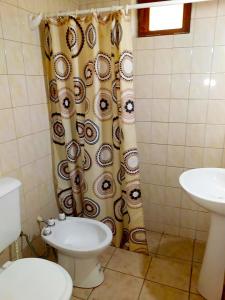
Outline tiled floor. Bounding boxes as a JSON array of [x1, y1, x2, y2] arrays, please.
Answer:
[[71, 231, 208, 300]]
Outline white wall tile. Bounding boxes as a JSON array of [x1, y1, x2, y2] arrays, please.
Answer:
[[8, 75, 29, 107], [187, 100, 208, 124], [0, 2, 21, 41], [169, 100, 188, 123], [209, 74, 225, 99], [151, 122, 168, 144], [152, 75, 171, 98], [167, 145, 185, 167], [168, 123, 186, 145], [0, 39, 7, 74], [171, 74, 190, 99], [191, 47, 213, 73], [5, 40, 24, 74], [164, 186, 181, 207], [205, 124, 225, 148], [195, 0, 218, 18], [172, 48, 192, 74], [154, 35, 173, 49], [212, 46, 225, 72], [154, 49, 172, 74], [215, 16, 225, 45], [0, 109, 16, 142], [184, 146, 203, 168], [150, 144, 167, 165], [135, 75, 153, 98], [189, 74, 210, 99], [151, 99, 170, 122], [193, 18, 216, 46], [135, 99, 151, 121], [186, 124, 205, 146], [135, 50, 154, 75], [207, 100, 225, 123], [0, 75, 11, 109]]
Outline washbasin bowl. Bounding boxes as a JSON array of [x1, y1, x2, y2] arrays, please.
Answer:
[[180, 168, 225, 300], [179, 168, 225, 216]]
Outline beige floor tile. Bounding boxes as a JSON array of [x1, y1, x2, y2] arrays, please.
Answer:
[[139, 280, 189, 300], [193, 240, 206, 263], [89, 269, 143, 300], [158, 235, 193, 261], [107, 248, 151, 278], [189, 293, 205, 300], [99, 246, 116, 267], [147, 231, 162, 254], [73, 287, 93, 300], [191, 263, 201, 294], [147, 256, 191, 291]]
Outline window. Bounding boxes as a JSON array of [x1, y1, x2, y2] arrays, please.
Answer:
[[138, 0, 192, 37]]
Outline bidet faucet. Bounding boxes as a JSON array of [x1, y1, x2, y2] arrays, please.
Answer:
[[37, 216, 55, 227]]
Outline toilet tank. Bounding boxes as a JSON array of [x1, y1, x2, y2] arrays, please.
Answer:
[[0, 177, 22, 253]]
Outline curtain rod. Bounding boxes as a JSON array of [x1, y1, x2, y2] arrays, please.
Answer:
[[29, 0, 211, 30]]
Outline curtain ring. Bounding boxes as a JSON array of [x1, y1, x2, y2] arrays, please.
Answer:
[[96, 8, 100, 16], [91, 8, 97, 18], [111, 5, 116, 12]]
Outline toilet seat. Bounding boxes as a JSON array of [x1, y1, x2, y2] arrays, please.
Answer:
[[0, 258, 73, 300]]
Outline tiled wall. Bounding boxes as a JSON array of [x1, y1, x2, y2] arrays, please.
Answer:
[[135, 0, 225, 240], [79, 0, 225, 241], [0, 0, 78, 262]]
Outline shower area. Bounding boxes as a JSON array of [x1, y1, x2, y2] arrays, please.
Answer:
[[39, 0, 220, 244]]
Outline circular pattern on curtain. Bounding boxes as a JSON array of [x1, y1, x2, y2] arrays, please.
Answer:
[[66, 140, 81, 163], [66, 17, 84, 58], [94, 88, 113, 120], [83, 198, 100, 218], [57, 160, 70, 180], [123, 148, 139, 175], [58, 188, 74, 215], [58, 87, 76, 118], [94, 172, 116, 199], [114, 197, 126, 222], [94, 52, 111, 81], [51, 113, 65, 145], [84, 119, 100, 145], [70, 167, 84, 194], [119, 51, 133, 81], [49, 79, 59, 103], [111, 21, 122, 48], [44, 23, 52, 60], [101, 217, 116, 235], [73, 77, 86, 104], [86, 23, 97, 49], [53, 52, 72, 81], [96, 143, 113, 167]]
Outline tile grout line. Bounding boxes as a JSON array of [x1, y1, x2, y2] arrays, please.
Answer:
[[144, 278, 190, 294], [137, 278, 145, 300], [104, 246, 116, 268]]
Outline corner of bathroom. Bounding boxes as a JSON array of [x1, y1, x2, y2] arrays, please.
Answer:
[[0, 0, 224, 299]]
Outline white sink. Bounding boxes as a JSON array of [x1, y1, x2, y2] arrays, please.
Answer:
[[180, 168, 225, 300], [180, 168, 225, 216]]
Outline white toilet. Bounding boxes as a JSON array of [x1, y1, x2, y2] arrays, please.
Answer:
[[0, 177, 73, 300], [42, 216, 113, 288]]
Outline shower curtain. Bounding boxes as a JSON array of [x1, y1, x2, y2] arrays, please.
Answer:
[[43, 11, 148, 254]]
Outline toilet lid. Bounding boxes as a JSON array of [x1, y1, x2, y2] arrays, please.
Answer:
[[0, 258, 72, 300]]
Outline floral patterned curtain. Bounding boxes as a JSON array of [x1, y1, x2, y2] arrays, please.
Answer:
[[43, 11, 148, 253]]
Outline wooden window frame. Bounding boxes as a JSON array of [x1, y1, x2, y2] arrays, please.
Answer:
[[138, 0, 192, 37]]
